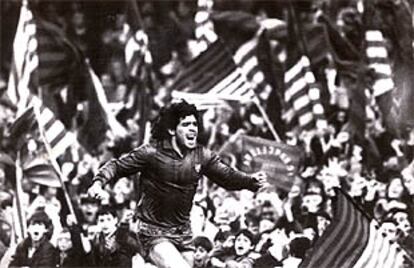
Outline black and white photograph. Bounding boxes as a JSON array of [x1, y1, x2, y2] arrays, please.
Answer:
[[0, 0, 414, 267]]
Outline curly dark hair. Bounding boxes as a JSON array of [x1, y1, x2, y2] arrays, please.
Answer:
[[151, 100, 201, 141]]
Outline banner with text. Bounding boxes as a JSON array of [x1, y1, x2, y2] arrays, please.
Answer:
[[240, 135, 303, 191]]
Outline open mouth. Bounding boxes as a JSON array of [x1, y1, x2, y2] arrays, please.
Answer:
[[186, 134, 197, 145]]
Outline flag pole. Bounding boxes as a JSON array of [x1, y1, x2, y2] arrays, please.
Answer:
[[14, 151, 27, 242], [33, 104, 78, 224], [253, 97, 281, 142], [129, 0, 145, 32]]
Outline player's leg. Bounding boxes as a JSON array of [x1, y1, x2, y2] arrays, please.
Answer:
[[149, 240, 191, 268], [181, 250, 194, 267]]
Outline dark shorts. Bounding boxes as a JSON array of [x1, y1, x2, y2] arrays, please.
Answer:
[[136, 220, 195, 258]]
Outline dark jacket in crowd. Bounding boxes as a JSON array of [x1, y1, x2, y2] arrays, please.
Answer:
[[87, 223, 142, 267], [57, 225, 87, 267], [9, 237, 58, 268]]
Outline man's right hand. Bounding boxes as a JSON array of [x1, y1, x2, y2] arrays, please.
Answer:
[[87, 180, 106, 200]]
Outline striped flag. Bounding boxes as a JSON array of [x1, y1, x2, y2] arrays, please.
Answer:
[[7, 3, 83, 107], [300, 189, 407, 268], [7, 2, 75, 159], [7, 0, 37, 111], [170, 40, 255, 106], [283, 56, 327, 131], [9, 99, 75, 161], [32, 98, 75, 160], [194, 0, 217, 55], [233, 34, 273, 101], [365, 30, 395, 97], [8, 1, 124, 154]]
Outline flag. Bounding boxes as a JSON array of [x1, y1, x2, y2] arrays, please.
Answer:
[[194, 0, 217, 55], [8, 105, 64, 188], [33, 98, 75, 160], [7, 2, 75, 159], [77, 64, 127, 150], [283, 56, 327, 131], [365, 30, 394, 98], [170, 40, 255, 105], [240, 135, 302, 191], [233, 33, 273, 101], [219, 134, 302, 191], [300, 188, 407, 268], [7, 0, 38, 111], [283, 5, 328, 132]]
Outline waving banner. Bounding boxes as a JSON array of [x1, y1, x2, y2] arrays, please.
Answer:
[[240, 135, 303, 191]]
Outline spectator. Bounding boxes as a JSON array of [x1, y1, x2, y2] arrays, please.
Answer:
[[193, 236, 213, 268], [9, 209, 58, 268], [210, 229, 256, 268], [87, 205, 142, 267], [56, 214, 87, 267]]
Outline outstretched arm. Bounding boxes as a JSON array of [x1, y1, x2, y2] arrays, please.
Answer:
[[88, 144, 152, 198], [202, 149, 267, 192]]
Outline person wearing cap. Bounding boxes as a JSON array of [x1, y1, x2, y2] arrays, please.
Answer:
[[9, 209, 58, 268], [87, 100, 268, 268]]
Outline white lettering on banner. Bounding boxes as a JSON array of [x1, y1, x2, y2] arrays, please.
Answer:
[[242, 145, 296, 176]]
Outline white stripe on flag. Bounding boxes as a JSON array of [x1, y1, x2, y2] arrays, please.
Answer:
[[285, 76, 307, 102], [209, 69, 254, 101], [304, 69, 316, 84], [285, 58, 304, 83], [233, 37, 257, 63], [298, 112, 313, 126], [50, 132, 75, 160], [373, 78, 394, 97], [370, 63, 392, 75], [293, 94, 311, 110], [366, 46, 388, 58], [313, 103, 324, 115], [365, 30, 384, 42]]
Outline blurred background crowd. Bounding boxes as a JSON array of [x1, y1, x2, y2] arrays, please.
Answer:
[[1, 0, 414, 267]]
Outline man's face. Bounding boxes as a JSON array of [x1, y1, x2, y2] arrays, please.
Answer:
[[193, 246, 209, 267], [27, 223, 48, 242], [97, 214, 118, 236], [87, 225, 100, 241], [80, 202, 99, 223], [388, 178, 405, 199], [57, 231, 72, 252], [172, 115, 198, 150], [301, 194, 323, 213], [234, 233, 253, 257], [44, 187, 57, 200]]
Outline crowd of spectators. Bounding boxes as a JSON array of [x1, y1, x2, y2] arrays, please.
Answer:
[[0, 0, 414, 267]]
